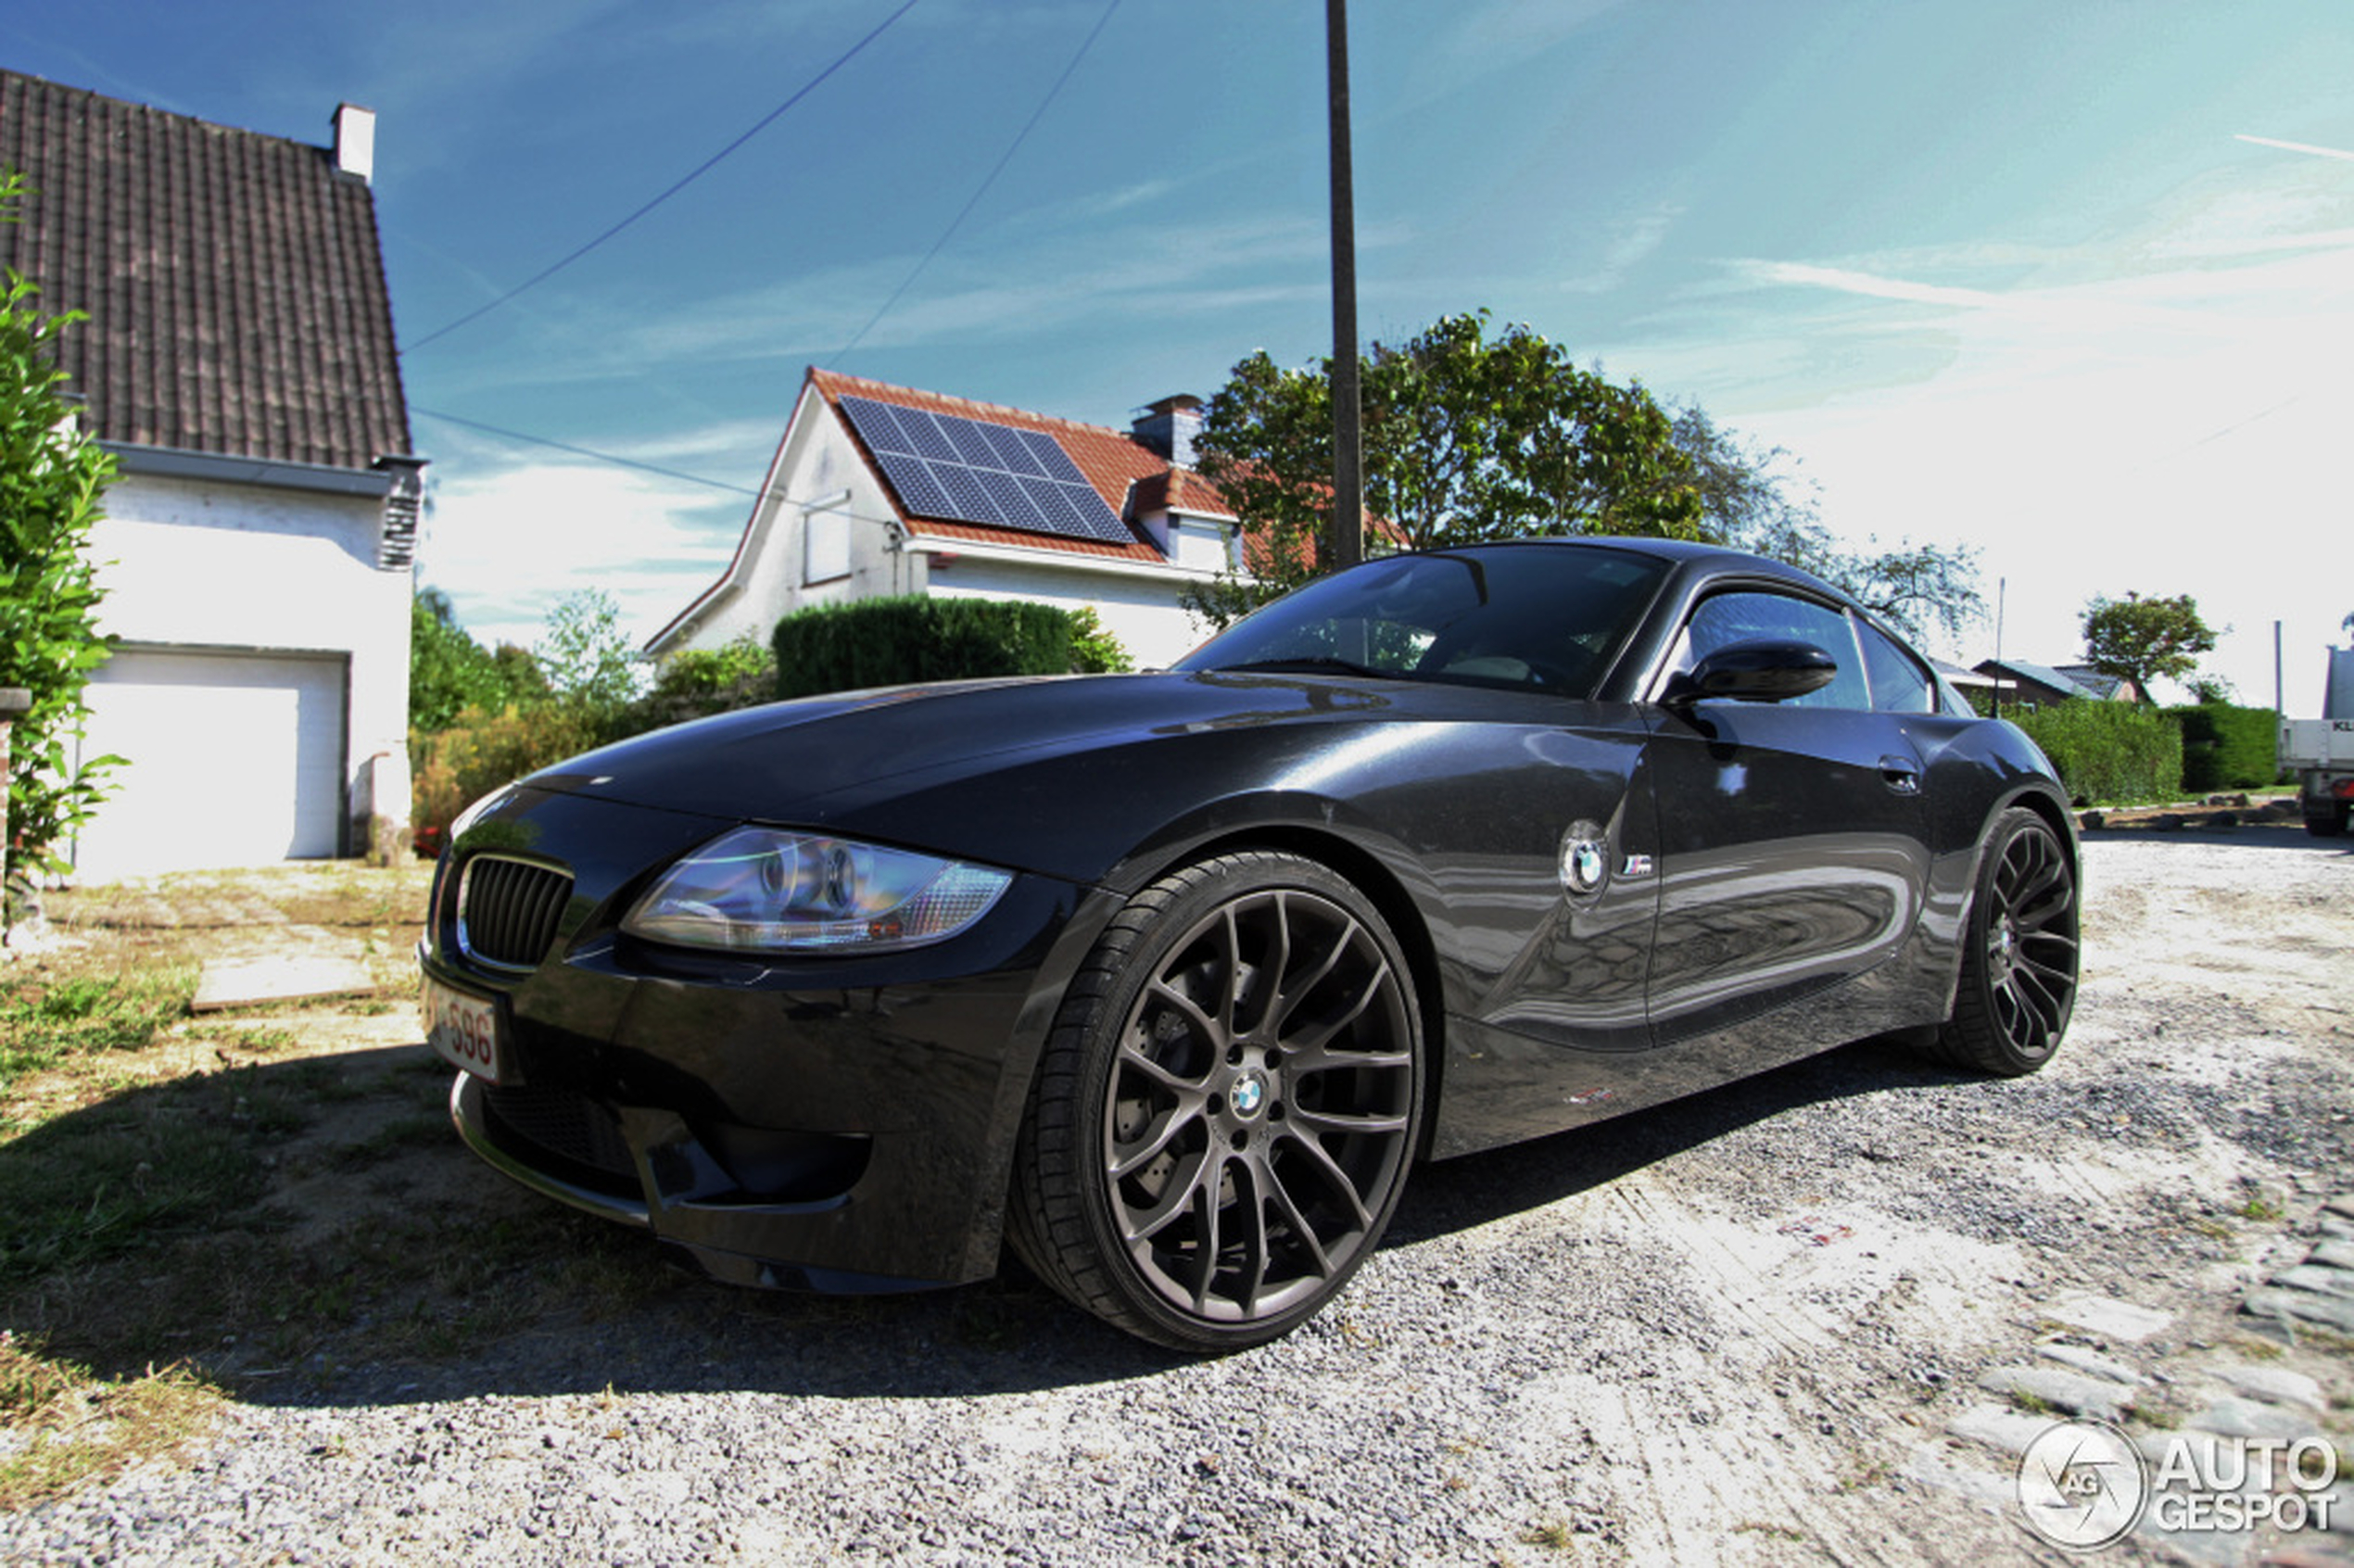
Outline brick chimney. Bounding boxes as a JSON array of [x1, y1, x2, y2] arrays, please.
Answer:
[[1131, 394, 1205, 467], [333, 103, 375, 183]]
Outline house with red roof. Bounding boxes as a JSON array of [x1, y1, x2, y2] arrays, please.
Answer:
[[646, 370, 1242, 669], [0, 70, 424, 875]]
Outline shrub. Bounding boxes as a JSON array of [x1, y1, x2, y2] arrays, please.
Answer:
[[772, 597, 1076, 701], [410, 702, 606, 841], [1, 179, 119, 879], [2012, 699, 2183, 805], [627, 635, 778, 733], [2167, 702, 2279, 792]]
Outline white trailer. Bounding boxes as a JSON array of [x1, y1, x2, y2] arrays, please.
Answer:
[[2282, 648, 2354, 837]]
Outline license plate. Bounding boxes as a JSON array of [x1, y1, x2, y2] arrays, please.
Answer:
[[424, 977, 507, 1084]]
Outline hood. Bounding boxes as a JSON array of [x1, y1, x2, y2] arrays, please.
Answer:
[[525, 670, 1413, 823]]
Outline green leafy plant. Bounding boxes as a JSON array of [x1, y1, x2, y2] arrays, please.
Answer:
[[0, 169, 120, 885], [771, 596, 1075, 700], [1066, 605, 1133, 674], [2013, 700, 2183, 804], [2168, 702, 2280, 792], [2081, 591, 2218, 701]]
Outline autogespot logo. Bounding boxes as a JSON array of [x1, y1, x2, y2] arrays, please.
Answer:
[[2018, 1420, 2146, 1550], [2017, 1420, 2343, 1552]]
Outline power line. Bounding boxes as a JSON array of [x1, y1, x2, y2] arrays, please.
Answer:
[[403, 0, 922, 356], [412, 405, 761, 496], [826, 0, 1121, 367]]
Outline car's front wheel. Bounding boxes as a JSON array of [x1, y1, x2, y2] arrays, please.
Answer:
[[1007, 851, 1423, 1352], [1934, 806, 2080, 1075]]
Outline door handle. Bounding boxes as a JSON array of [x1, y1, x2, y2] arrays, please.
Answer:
[[1879, 755, 1921, 796]]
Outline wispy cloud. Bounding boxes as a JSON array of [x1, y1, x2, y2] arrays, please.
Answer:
[[2235, 133, 2354, 163]]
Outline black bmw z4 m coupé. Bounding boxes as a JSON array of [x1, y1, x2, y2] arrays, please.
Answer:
[[420, 538, 2079, 1350]]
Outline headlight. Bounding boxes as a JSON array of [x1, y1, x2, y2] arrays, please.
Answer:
[[621, 828, 1013, 954]]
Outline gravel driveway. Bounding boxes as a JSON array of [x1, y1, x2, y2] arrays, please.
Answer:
[[6, 825, 2349, 1566]]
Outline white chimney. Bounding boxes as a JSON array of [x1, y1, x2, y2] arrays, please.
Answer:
[[333, 103, 376, 183]]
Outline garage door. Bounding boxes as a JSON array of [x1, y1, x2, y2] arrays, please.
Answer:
[[71, 648, 347, 878]]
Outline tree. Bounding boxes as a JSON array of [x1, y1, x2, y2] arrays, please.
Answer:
[[1, 169, 119, 879], [1185, 310, 1982, 644], [2081, 592, 2218, 700], [410, 587, 546, 732], [1186, 311, 1704, 625], [1669, 406, 1983, 643], [534, 588, 646, 716]]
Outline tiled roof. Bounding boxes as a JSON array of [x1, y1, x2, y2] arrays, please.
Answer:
[[807, 369, 1229, 563], [0, 70, 411, 470]]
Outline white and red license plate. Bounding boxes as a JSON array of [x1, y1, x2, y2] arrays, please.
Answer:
[[424, 976, 507, 1084]]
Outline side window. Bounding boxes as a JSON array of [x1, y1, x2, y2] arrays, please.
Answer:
[[1679, 590, 1869, 709], [1857, 621, 1935, 713]]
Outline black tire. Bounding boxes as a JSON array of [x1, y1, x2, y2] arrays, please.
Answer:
[[1006, 851, 1424, 1352], [1931, 806, 2080, 1076], [2304, 800, 2348, 838]]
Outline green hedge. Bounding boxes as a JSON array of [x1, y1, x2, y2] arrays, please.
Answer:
[[2167, 702, 2279, 792], [772, 596, 1076, 701], [2013, 700, 2183, 805]]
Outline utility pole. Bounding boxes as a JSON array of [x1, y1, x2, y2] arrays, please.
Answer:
[[1327, 0, 1363, 568]]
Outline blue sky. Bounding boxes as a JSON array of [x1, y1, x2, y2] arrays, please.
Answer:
[[8, 1, 2348, 708]]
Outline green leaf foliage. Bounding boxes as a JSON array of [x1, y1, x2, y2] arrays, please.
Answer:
[[1184, 310, 1982, 642], [771, 597, 1077, 700], [2013, 700, 2183, 805], [1186, 311, 1704, 626], [2167, 702, 2279, 792], [2080, 592, 2218, 699], [0, 170, 119, 879], [409, 588, 548, 733]]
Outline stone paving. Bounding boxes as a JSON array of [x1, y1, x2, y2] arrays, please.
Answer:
[[1905, 1194, 2354, 1564]]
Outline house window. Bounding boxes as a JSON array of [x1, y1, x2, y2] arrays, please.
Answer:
[[804, 506, 850, 584]]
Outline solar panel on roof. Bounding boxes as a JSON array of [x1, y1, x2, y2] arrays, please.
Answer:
[[838, 394, 1132, 546]]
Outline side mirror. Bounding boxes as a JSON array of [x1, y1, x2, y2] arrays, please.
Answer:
[[1663, 639, 1839, 708]]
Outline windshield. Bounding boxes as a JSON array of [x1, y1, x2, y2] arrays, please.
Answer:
[[1175, 545, 1670, 697]]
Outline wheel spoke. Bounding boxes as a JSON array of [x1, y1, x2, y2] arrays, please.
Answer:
[[1187, 1153, 1226, 1313], [1285, 955, 1396, 1057], [1145, 978, 1224, 1055], [1108, 1095, 1204, 1179], [1214, 905, 1243, 1039], [1231, 1156, 1274, 1316], [1264, 911, 1357, 1038], [1120, 1144, 1210, 1244], [1274, 1125, 1374, 1230], [1259, 1156, 1335, 1280], [1288, 1104, 1410, 1137]]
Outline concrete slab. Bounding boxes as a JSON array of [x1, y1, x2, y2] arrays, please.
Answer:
[[192, 954, 378, 1012], [2044, 1291, 2174, 1343]]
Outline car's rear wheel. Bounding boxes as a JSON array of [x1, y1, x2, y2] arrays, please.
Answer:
[[1933, 806, 2079, 1075], [1007, 851, 1423, 1352]]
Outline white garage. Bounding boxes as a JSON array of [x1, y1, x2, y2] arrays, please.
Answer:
[[72, 646, 349, 878]]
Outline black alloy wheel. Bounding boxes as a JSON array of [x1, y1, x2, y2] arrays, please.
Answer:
[[1936, 806, 2080, 1075], [1008, 851, 1423, 1351]]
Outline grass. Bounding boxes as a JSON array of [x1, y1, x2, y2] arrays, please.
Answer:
[[0, 1335, 221, 1510], [0, 964, 196, 1095], [2238, 1195, 2287, 1222], [0, 864, 624, 1510]]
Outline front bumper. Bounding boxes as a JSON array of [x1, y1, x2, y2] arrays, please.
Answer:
[[423, 785, 1108, 1290]]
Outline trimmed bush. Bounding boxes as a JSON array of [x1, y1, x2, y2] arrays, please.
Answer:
[[2012, 700, 2183, 805], [772, 597, 1076, 701], [2168, 702, 2279, 792]]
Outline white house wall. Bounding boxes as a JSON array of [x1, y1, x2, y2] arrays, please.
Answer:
[[923, 556, 1208, 667], [82, 470, 410, 864]]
